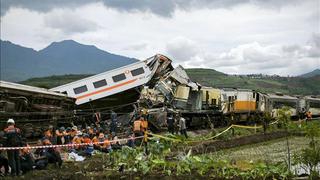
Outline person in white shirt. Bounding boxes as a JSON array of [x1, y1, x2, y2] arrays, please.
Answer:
[[179, 114, 188, 138]]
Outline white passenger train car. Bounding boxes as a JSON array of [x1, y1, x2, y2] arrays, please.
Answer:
[[51, 60, 152, 105]]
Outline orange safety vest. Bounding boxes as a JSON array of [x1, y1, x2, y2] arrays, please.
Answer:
[[134, 120, 142, 132], [141, 120, 148, 131], [92, 136, 99, 146], [83, 137, 92, 144], [103, 139, 111, 148], [72, 136, 83, 144], [306, 112, 312, 118]]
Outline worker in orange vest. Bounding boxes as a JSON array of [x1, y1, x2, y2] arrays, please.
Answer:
[[72, 131, 83, 150], [141, 116, 148, 133], [4, 119, 23, 176], [101, 136, 112, 153], [306, 111, 312, 121], [133, 117, 143, 137]]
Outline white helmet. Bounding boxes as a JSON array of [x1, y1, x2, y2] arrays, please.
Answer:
[[7, 119, 15, 124]]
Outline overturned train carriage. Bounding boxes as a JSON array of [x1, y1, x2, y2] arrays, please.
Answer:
[[258, 93, 299, 119], [298, 96, 320, 117], [0, 81, 75, 137], [49, 54, 174, 130]]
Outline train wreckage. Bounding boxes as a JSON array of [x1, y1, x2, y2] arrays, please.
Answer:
[[1, 54, 320, 136]]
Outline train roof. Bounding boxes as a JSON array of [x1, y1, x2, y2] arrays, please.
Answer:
[[222, 88, 255, 92], [50, 60, 145, 90], [264, 93, 298, 100], [305, 96, 320, 101], [0, 81, 71, 98]]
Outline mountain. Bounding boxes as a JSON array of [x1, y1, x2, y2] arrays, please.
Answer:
[[0, 40, 138, 81], [299, 69, 320, 78]]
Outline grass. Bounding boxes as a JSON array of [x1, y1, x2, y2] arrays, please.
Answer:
[[212, 136, 314, 163]]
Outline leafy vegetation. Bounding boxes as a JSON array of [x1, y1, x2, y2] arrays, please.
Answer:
[[293, 121, 320, 178], [105, 140, 293, 179]]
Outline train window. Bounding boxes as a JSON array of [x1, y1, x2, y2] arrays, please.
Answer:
[[73, 85, 88, 94], [131, 67, 145, 76], [310, 102, 320, 108], [112, 73, 126, 82], [234, 96, 237, 100], [253, 93, 256, 98], [61, 91, 67, 95], [93, 79, 107, 88]]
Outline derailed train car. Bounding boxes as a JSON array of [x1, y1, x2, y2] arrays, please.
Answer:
[[0, 81, 75, 137], [44, 53, 318, 130], [257, 93, 299, 119], [298, 96, 320, 117], [221, 88, 259, 121]]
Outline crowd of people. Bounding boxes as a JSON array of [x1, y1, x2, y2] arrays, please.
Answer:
[[0, 110, 189, 177], [0, 111, 141, 177]]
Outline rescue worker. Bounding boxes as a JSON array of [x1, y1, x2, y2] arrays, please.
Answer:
[[70, 126, 78, 139], [179, 114, 188, 138], [141, 116, 148, 133], [72, 131, 84, 150], [20, 143, 34, 174], [55, 127, 65, 145], [101, 135, 112, 153], [133, 117, 143, 137], [140, 114, 149, 154], [64, 127, 72, 144], [110, 111, 117, 134], [306, 111, 312, 121], [167, 113, 175, 134], [87, 126, 95, 139], [4, 119, 23, 176], [0, 131, 9, 176], [133, 117, 143, 145], [82, 134, 94, 156], [33, 140, 48, 170], [44, 125, 56, 144], [41, 139, 62, 167]]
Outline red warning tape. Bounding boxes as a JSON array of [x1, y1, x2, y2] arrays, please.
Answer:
[[0, 136, 144, 151]]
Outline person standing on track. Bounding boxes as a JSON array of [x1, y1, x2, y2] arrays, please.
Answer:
[[110, 111, 117, 135], [167, 113, 175, 134], [4, 119, 23, 176], [178, 113, 188, 138]]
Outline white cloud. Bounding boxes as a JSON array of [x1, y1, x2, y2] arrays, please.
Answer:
[[43, 10, 99, 34], [165, 35, 320, 76], [0, 0, 319, 75], [165, 37, 199, 62]]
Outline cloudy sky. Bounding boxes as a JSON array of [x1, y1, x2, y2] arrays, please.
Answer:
[[1, 0, 319, 76]]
